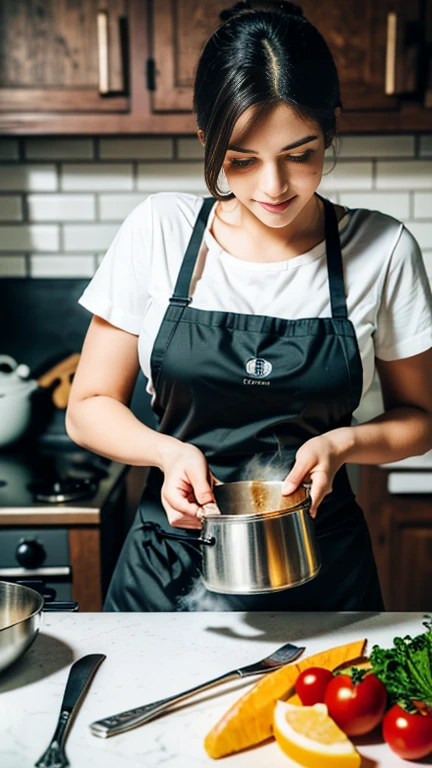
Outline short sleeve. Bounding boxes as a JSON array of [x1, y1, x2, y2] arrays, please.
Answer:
[[373, 225, 432, 361], [78, 196, 153, 335]]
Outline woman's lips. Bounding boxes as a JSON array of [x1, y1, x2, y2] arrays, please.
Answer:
[[257, 196, 296, 213]]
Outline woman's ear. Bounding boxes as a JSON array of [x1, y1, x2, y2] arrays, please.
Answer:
[[324, 108, 341, 149], [197, 129, 205, 147]]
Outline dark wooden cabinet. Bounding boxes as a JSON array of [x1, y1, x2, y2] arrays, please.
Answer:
[[0, 0, 129, 114], [0, 0, 431, 134], [358, 465, 432, 611]]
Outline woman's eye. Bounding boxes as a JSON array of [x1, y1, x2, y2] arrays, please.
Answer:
[[229, 158, 256, 168], [286, 150, 313, 163], [228, 149, 313, 168]]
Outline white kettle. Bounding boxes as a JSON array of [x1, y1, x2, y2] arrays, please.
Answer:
[[0, 355, 39, 448]]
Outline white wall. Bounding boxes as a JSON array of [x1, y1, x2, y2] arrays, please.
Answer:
[[0, 134, 431, 284]]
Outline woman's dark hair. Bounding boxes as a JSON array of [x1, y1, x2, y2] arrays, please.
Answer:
[[193, 0, 342, 199]]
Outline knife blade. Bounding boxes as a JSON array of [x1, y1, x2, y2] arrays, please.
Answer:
[[35, 653, 106, 768]]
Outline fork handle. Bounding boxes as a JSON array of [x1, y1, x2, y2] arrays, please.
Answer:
[[90, 669, 247, 738]]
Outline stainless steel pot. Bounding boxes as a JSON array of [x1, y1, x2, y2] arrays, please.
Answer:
[[159, 481, 321, 594], [0, 581, 78, 673]]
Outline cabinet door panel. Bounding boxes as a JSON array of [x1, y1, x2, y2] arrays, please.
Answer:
[[150, 0, 414, 113], [0, 0, 129, 113], [393, 525, 432, 610]]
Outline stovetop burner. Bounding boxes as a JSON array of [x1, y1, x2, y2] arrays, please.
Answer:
[[0, 443, 126, 511], [28, 477, 98, 503]]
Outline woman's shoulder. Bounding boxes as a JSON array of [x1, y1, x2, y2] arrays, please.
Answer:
[[342, 206, 424, 287], [341, 205, 411, 262], [343, 205, 403, 239], [126, 191, 208, 233]]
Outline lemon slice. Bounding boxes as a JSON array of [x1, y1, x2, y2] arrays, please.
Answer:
[[273, 701, 361, 768]]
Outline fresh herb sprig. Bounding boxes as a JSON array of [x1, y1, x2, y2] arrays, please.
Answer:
[[369, 617, 432, 710]]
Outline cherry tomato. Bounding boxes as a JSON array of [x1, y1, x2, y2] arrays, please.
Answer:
[[324, 673, 387, 736], [383, 704, 432, 760], [295, 667, 334, 706]]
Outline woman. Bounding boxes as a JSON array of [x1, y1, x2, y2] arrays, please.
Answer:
[[67, 1, 432, 612]]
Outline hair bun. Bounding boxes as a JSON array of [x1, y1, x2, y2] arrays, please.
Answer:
[[219, 1, 303, 22]]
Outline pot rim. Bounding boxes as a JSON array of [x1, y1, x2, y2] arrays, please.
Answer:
[[201, 480, 311, 522], [200, 498, 311, 522], [0, 581, 44, 633]]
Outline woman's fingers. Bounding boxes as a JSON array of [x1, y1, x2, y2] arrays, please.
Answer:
[[308, 471, 333, 518], [161, 494, 202, 529], [161, 453, 215, 528], [187, 464, 215, 506], [282, 453, 310, 494]]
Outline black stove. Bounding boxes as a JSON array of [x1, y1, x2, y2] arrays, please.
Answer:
[[0, 443, 124, 511]]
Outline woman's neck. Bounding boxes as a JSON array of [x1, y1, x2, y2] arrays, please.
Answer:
[[214, 193, 326, 262]]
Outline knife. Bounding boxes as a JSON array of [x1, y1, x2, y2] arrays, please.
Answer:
[[35, 653, 106, 768]]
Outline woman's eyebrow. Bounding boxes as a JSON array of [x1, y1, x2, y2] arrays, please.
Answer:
[[227, 134, 318, 153]]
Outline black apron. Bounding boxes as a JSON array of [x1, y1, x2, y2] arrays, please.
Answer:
[[104, 194, 384, 612]]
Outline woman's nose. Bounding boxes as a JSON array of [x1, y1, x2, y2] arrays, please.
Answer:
[[258, 162, 289, 201]]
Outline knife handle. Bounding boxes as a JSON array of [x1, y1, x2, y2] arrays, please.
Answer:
[[35, 654, 106, 768]]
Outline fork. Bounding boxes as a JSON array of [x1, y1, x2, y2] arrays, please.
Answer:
[[90, 641, 304, 738]]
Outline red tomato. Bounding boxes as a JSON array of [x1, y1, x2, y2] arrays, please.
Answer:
[[383, 704, 432, 760], [324, 673, 387, 736], [295, 667, 334, 706]]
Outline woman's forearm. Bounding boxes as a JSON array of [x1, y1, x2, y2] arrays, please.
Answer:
[[329, 406, 432, 465], [65, 396, 181, 469]]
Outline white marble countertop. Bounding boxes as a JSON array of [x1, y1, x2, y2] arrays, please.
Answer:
[[1, 611, 431, 768]]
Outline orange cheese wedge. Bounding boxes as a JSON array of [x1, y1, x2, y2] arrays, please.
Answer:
[[204, 638, 366, 759]]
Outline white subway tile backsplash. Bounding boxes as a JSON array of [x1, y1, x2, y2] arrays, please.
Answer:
[[177, 138, 205, 159], [28, 194, 95, 221], [404, 222, 432, 250], [376, 160, 432, 190], [413, 192, 432, 219], [0, 133, 430, 282], [0, 164, 57, 191], [61, 164, 133, 191], [0, 140, 20, 161], [337, 135, 415, 159], [137, 162, 206, 192], [320, 161, 373, 190], [99, 193, 147, 220], [339, 192, 410, 219], [99, 138, 173, 160], [419, 136, 432, 157], [0, 255, 26, 276], [25, 139, 94, 160], [0, 196, 22, 221], [0, 225, 59, 252], [30, 254, 95, 277], [63, 224, 119, 252]]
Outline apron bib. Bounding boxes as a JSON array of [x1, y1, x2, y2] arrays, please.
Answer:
[[104, 195, 384, 611]]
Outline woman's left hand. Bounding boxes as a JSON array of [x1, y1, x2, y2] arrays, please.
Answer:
[[281, 433, 346, 518]]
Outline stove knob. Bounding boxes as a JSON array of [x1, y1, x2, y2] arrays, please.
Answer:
[[16, 540, 46, 569]]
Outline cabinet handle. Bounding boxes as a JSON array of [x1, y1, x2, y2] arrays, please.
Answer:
[[97, 10, 110, 95], [385, 12, 398, 95]]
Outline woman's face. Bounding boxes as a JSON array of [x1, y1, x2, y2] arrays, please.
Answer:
[[220, 102, 329, 229]]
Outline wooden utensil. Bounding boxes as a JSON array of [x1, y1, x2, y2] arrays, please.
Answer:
[[38, 353, 80, 409]]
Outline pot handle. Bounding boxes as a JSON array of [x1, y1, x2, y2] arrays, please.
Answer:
[[0, 354, 18, 371], [16, 579, 79, 611], [142, 521, 215, 546]]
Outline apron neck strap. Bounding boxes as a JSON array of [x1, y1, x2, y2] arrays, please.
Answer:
[[171, 195, 348, 320], [318, 194, 348, 319], [171, 197, 216, 306]]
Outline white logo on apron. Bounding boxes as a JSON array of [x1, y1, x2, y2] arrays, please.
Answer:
[[245, 358, 273, 378]]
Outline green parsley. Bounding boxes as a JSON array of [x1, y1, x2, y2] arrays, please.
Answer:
[[369, 616, 432, 710]]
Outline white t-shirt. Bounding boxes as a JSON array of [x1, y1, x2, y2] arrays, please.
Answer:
[[79, 192, 432, 404]]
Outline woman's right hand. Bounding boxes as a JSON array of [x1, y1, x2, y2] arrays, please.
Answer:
[[159, 441, 216, 529]]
